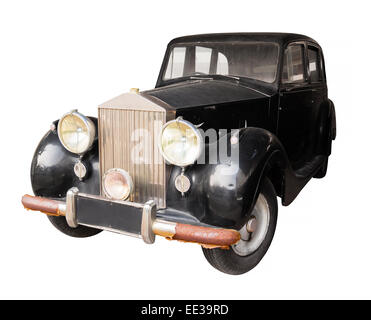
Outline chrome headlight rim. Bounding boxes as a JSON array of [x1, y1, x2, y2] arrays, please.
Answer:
[[57, 109, 96, 155], [158, 117, 203, 167], [102, 168, 134, 201]]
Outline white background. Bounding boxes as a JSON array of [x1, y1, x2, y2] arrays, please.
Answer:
[[0, 0, 369, 299]]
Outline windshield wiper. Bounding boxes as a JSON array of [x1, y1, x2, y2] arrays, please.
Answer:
[[189, 75, 214, 80], [219, 75, 241, 81], [184, 74, 241, 82]]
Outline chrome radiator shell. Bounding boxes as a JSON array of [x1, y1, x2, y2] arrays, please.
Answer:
[[98, 92, 170, 208]]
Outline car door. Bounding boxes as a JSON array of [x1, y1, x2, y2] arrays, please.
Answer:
[[277, 42, 314, 167], [306, 43, 328, 153]]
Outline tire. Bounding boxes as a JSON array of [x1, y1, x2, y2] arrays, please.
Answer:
[[202, 178, 277, 275], [47, 215, 102, 238]]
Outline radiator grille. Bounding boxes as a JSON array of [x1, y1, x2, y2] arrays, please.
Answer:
[[98, 106, 166, 208]]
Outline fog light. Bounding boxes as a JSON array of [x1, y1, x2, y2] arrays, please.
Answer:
[[74, 160, 87, 181], [103, 168, 133, 200], [175, 173, 191, 194]]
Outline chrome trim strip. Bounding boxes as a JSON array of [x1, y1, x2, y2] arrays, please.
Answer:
[[66, 187, 79, 228], [152, 219, 176, 238], [141, 200, 156, 244], [58, 203, 67, 215]]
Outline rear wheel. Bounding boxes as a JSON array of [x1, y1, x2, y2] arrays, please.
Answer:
[[48, 215, 102, 238], [202, 178, 277, 275]]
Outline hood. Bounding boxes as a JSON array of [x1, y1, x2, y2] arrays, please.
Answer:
[[144, 80, 270, 110]]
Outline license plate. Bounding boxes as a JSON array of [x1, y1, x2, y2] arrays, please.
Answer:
[[75, 193, 145, 237]]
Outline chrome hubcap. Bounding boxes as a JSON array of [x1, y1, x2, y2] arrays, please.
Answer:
[[232, 194, 270, 256]]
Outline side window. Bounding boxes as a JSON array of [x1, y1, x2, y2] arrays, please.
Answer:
[[164, 47, 186, 80], [216, 52, 229, 75], [195, 46, 212, 73], [308, 45, 323, 82], [282, 44, 306, 84]]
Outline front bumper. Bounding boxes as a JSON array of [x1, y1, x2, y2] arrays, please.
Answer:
[[21, 189, 240, 247]]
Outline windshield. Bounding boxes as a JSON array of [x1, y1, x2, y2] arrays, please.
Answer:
[[163, 41, 279, 83]]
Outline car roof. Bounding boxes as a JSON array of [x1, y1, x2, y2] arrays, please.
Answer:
[[168, 32, 318, 46]]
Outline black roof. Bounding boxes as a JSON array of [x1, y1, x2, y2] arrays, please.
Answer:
[[169, 33, 318, 46]]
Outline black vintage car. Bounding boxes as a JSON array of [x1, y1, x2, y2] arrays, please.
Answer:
[[22, 33, 336, 275]]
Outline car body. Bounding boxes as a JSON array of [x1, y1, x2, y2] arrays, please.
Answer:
[[22, 33, 336, 274]]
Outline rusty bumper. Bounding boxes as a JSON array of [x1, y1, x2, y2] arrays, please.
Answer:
[[21, 193, 240, 248], [22, 194, 66, 216]]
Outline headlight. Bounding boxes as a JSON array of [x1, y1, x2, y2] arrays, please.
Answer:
[[103, 168, 133, 200], [57, 110, 95, 154], [159, 118, 202, 167]]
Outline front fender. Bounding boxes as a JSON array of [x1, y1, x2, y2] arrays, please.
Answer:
[[166, 127, 289, 230], [31, 118, 100, 199]]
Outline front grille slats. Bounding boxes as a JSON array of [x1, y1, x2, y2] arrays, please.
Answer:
[[98, 105, 166, 208]]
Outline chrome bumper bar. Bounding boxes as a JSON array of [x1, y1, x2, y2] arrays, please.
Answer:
[[21, 189, 240, 247]]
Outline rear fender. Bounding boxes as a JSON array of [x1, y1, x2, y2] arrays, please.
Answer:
[[329, 99, 336, 144], [315, 99, 336, 156]]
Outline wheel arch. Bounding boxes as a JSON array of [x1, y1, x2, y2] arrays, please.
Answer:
[[328, 99, 336, 140], [263, 155, 286, 199], [30, 117, 100, 199], [165, 127, 293, 229], [314, 99, 336, 156]]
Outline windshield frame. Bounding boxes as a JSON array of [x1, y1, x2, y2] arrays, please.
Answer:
[[158, 41, 281, 86]]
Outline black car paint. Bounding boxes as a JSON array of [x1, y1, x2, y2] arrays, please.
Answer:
[[145, 80, 274, 132], [162, 128, 327, 229], [30, 33, 336, 230], [146, 79, 267, 110], [31, 118, 100, 199]]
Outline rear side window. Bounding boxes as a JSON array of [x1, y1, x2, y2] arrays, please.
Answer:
[[282, 44, 306, 84], [308, 45, 323, 82]]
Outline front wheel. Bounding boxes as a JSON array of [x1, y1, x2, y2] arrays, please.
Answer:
[[202, 178, 277, 275], [48, 216, 102, 238]]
